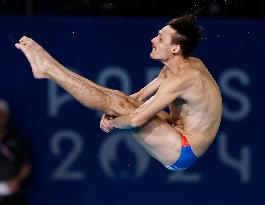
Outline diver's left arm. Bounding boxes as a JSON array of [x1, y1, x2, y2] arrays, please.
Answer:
[[110, 72, 195, 129]]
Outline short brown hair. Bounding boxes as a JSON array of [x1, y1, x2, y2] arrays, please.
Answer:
[[167, 15, 202, 57]]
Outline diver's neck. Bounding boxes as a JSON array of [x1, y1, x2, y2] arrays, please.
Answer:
[[163, 56, 189, 73]]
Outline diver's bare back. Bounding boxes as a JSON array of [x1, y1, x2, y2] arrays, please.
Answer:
[[166, 57, 222, 157]]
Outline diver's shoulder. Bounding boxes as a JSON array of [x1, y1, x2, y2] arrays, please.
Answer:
[[182, 63, 201, 77], [189, 57, 203, 64]]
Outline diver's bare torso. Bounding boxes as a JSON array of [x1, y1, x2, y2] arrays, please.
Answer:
[[134, 57, 222, 159], [169, 58, 222, 156]]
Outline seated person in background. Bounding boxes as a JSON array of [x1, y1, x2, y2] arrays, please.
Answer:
[[0, 100, 32, 205]]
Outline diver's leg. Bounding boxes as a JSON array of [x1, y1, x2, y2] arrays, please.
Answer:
[[15, 36, 139, 116], [130, 115, 182, 166]]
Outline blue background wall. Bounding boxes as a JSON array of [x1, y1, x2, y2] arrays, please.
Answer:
[[0, 17, 264, 204]]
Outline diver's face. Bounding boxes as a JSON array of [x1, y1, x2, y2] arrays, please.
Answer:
[[150, 25, 177, 61]]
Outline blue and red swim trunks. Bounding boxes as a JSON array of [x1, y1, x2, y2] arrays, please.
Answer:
[[165, 132, 198, 171]]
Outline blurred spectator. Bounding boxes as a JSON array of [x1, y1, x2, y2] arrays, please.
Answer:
[[0, 100, 31, 205]]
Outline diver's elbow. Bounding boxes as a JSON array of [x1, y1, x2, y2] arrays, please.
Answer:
[[130, 116, 146, 128]]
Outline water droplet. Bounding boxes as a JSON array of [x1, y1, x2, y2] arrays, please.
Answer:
[[8, 35, 16, 43]]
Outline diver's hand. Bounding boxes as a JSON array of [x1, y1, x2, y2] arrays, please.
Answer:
[[100, 114, 113, 133]]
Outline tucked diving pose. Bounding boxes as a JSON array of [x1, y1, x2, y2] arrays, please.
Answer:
[[15, 15, 222, 171]]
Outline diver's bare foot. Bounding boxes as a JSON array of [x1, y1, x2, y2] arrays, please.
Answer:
[[15, 36, 60, 79]]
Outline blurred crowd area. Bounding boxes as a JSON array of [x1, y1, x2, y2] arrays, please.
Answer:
[[0, 0, 264, 18]]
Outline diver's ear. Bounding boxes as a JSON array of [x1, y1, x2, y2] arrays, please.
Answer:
[[172, 45, 180, 55]]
